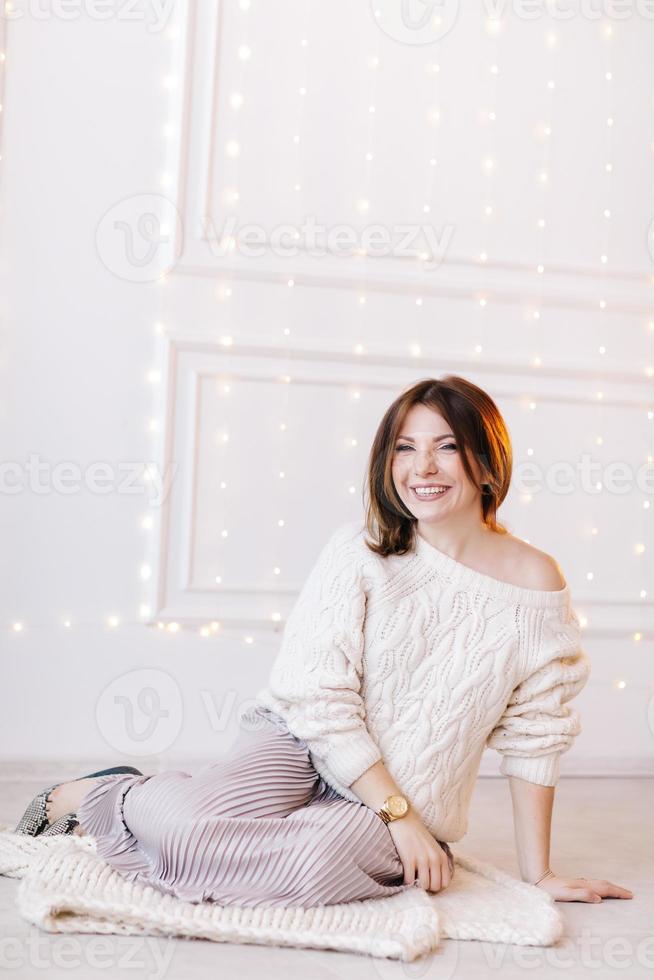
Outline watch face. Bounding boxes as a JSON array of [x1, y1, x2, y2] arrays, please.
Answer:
[[387, 795, 408, 817]]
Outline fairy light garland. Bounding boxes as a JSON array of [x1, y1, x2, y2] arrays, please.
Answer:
[[5, 10, 651, 714]]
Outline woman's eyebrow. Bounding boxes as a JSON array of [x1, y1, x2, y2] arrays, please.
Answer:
[[396, 433, 455, 442]]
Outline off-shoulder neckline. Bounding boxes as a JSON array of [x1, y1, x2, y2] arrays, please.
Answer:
[[412, 529, 571, 609]]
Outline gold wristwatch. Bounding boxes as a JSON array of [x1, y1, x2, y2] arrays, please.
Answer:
[[377, 794, 410, 825]]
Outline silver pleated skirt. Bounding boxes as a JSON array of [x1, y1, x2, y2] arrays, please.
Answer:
[[76, 704, 424, 908]]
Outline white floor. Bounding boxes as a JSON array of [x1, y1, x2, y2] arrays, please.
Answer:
[[1, 770, 651, 980]]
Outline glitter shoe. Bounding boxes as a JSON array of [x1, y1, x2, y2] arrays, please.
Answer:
[[14, 765, 143, 837]]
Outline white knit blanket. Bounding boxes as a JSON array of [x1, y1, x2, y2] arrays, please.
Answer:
[[0, 825, 562, 962]]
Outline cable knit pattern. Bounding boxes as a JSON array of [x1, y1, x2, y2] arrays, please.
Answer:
[[256, 521, 591, 842]]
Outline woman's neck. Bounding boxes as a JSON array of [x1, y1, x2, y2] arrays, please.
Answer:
[[415, 515, 495, 564]]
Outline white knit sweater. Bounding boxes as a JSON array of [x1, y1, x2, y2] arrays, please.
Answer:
[[255, 521, 591, 842]]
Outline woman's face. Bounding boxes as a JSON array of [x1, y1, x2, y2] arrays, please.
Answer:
[[391, 403, 484, 525]]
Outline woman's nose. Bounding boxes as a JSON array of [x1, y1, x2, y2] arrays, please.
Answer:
[[414, 449, 439, 472]]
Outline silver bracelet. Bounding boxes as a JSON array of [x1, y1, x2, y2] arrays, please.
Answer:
[[532, 868, 555, 886]]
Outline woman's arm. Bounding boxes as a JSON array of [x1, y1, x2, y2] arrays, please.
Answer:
[[508, 774, 553, 883], [508, 775, 633, 903], [350, 759, 454, 893]]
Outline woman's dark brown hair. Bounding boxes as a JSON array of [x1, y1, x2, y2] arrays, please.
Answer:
[[363, 375, 513, 557]]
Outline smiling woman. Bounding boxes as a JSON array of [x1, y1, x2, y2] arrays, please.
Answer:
[[364, 375, 513, 558], [13, 374, 631, 911]]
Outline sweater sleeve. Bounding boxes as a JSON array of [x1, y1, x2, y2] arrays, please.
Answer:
[[486, 598, 591, 786], [255, 523, 382, 788]]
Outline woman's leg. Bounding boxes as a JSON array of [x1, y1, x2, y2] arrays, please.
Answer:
[[74, 706, 414, 907]]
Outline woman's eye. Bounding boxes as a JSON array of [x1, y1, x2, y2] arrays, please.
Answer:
[[395, 443, 457, 452]]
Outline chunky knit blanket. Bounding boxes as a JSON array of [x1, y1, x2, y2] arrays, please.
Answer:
[[0, 825, 562, 962]]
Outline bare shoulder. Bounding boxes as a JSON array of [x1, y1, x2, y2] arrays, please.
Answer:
[[498, 534, 567, 592]]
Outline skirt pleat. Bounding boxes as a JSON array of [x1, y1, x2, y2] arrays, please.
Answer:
[[76, 704, 419, 908]]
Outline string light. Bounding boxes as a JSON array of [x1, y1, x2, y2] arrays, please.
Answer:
[[5, 18, 651, 710]]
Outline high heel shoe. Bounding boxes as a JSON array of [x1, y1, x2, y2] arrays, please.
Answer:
[[14, 765, 143, 837]]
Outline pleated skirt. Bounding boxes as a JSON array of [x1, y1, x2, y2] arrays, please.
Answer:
[[76, 703, 428, 909]]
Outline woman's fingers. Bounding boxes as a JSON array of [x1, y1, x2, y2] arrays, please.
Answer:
[[581, 878, 633, 899], [429, 858, 442, 893], [440, 851, 452, 889], [400, 845, 455, 894], [561, 886, 603, 903], [416, 855, 436, 892]]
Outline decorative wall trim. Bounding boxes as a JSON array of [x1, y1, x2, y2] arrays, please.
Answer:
[[166, 3, 654, 318], [151, 335, 654, 628]]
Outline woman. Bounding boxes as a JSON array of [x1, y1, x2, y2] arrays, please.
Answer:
[[16, 375, 632, 908]]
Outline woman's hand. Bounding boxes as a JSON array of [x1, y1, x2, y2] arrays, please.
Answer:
[[387, 811, 454, 894], [535, 873, 633, 903]]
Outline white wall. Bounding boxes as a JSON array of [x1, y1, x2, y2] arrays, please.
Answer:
[[1, 1, 653, 775]]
